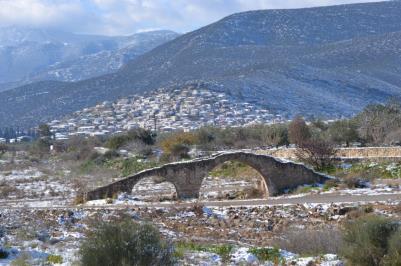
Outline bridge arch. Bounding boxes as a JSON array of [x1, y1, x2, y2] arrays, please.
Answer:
[[84, 152, 330, 202], [131, 176, 178, 201], [199, 160, 269, 200]]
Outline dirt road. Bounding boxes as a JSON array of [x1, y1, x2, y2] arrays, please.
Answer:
[[0, 192, 400, 210]]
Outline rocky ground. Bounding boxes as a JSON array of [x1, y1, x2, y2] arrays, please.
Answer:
[[1, 152, 401, 265], [2, 200, 400, 265]]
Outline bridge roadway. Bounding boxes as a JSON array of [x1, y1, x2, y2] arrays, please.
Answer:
[[1, 192, 400, 210]]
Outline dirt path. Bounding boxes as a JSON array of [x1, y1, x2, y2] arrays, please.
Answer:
[[0, 192, 400, 210]]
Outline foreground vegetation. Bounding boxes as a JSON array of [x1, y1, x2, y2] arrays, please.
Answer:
[[75, 213, 401, 266], [80, 219, 175, 266]]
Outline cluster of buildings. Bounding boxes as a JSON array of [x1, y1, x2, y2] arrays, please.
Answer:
[[49, 87, 284, 140]]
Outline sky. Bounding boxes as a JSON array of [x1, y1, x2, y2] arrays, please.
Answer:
[[0, 0, 388, 36]]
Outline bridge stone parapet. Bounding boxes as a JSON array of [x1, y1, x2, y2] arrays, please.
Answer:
[[84, 152, 330, 201]]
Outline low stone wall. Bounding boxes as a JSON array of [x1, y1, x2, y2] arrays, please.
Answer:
[[257, 147, 401, 160]]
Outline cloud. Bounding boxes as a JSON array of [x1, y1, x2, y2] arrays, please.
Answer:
[[0, 0, 389, 35], [0, 1, 86, 29]]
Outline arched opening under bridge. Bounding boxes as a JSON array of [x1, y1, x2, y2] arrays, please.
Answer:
[[199, 160, 268, 200], [131, 175, 177, 202]]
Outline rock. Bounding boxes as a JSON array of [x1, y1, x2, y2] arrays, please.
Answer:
[[49, 237, 62, 245], [36, 230, 50, 242]]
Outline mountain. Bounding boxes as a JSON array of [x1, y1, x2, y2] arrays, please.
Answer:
[[1, 1, 401, 128], [0, 27, 179, 90]]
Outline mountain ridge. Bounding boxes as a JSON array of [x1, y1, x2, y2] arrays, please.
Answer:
[[1, 1, 401, 128], [0, 28, 179, 90]]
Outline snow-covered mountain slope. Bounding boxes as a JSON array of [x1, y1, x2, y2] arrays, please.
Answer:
[[1, 1, 401, 128], [0, 27, 179, 87]]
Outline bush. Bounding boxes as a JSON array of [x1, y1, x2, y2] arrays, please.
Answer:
[[175, 242, 233, 262], [64, 136, 101, 161], [0, 143, 7, 157], [340, 215, 400, 266], [323, 178, 340, 191], [384, 228, 401, 266], [46, 254, 63, 264], [79, 219, 174, 266], [105, 129, 154, 150], [0, 248, 8, 259], [277, 228, 341, 256], [160, 132, 197, 160], [111, 157, 159, 177], [10, 252, 31, 266], [30, 139, 51, 157], [249, 247, 282, 262]]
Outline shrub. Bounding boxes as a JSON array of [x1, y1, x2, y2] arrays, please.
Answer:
[[249, 247, 282, 262], [113, 157, 159, 177], [79, 219, 174, 266], [0, 183, 18, 198], [0, 248, 8, 259], [10, 252, 31, 266], [340, 215, 399, 266], [0, 143, 7, 157], [47, 254, 63, 264], [384, 228, 401, 266], [30, 139, 51, 157], [277, 228, 341, 256], [63, 136, 102, 161], [159, 132, 197, 160], [323, 178, 339, 191], [175, 242, 233, 262], [105, 129, 154, 150]]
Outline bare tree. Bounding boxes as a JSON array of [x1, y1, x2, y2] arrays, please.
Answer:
[[295, 139, 336, 170]]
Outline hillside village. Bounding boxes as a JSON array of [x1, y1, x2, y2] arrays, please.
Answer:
[[49, 86, 285, 140]]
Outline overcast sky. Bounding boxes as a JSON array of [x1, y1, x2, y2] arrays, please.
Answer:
[[0, 0, 388, 36]]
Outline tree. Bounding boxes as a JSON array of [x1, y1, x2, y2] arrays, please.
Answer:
[[79, 219, 174, 266], [311, 118, 329, 132], [38, 124, 52, 139], [355, 101, 401, 145], [295, 138, 336, 170], [261, 124, 288, 147], [288, 116, 311, 145], [196, 127, 216, 148], [329, 120, 359, 146]]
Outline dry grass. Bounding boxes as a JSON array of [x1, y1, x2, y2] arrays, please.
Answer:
[[0, 182, 19, 198], [275, 227, 342, 256]]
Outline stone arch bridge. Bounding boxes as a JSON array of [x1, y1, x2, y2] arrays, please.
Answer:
[[84, 152, 330, 201]]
